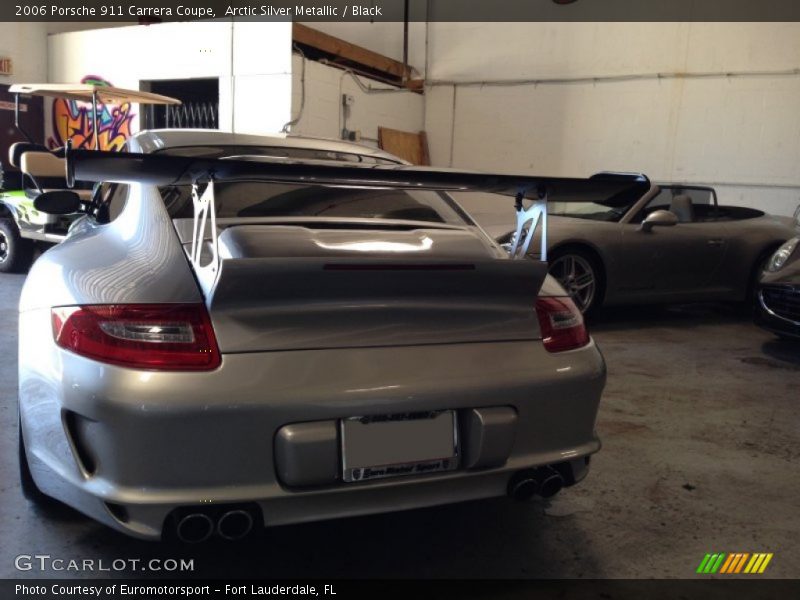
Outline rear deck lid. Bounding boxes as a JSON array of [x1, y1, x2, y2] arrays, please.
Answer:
[[207, 224, 547, 352]]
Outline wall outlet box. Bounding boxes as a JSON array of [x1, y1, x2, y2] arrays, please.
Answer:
[[341, 129, 361, 142]]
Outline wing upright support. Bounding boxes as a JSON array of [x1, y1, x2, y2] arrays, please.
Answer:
[[190, 178, 220, 292], [509, 187, 548, 261]]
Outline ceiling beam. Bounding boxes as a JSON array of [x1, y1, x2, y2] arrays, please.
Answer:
[[293, 23, 416, 86]]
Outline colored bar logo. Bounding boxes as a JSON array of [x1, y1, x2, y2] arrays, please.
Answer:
[[696, 553, 773, 574]]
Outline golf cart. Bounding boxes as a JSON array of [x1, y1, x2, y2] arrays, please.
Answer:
[[0, 83, 179, 272]]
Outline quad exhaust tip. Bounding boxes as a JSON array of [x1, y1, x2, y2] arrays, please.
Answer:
[[508, 467, 564, 501], [217, 509, 254, 541], [173, 508, 256, 543], [175, 513, 214, 544]]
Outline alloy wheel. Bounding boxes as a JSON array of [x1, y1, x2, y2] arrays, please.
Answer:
[[548, 253, 596, 313]]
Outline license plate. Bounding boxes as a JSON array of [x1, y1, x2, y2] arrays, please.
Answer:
[[341, 411, 459, 483]]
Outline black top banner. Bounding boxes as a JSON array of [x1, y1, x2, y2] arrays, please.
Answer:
[[4, 0, 800, 22]]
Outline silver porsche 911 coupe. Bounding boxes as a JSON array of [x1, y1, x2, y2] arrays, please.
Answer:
[[465, 183, 799, 313], [18, 130, 648, 542]]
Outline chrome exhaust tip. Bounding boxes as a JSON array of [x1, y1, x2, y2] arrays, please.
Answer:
[[216, 509, 254, 541], [176, 513, 214, 543]]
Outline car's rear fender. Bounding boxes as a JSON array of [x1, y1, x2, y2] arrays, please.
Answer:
[[18, 183, 201, 312]]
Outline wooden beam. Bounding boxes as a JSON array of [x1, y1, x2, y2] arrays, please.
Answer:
[[293, 23, 412, 82]]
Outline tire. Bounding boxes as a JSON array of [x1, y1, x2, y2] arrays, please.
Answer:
[[18, 416, 53, 505], [548, 248, 604, 315], [0, 218, 35, 273]]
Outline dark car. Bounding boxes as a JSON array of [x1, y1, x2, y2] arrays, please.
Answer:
[[756, 235, 800, 340]]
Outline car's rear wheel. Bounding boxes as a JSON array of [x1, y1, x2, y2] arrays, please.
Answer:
[[0, 218, 34, 273], [548, 249, 603, 315]]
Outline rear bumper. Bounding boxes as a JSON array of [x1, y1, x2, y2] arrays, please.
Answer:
[[20, 319, 605, 540]]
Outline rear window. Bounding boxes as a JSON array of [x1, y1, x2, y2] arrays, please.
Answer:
[[158, 144, 398, 165], [160, 182, 468, 226], [155, 145, 468, 225]]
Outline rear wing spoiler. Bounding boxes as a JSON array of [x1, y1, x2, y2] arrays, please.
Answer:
[[63, 146, 650, 288], [64, 146, 648, 193]]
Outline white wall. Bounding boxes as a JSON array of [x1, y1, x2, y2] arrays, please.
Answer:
[[287, 53, 424, 146], [0, 23, 48, 83], [230, 21, 292, 134], [47, 21, 291, 136], [427, 23, 800, 81], [425, 23, 800, 216], [45, 21, 424, 150], [46, 20, 427, 76], [43, 21, 799, 218]]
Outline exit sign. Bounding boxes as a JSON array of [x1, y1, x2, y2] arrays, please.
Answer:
[[0, 58, 12, 76]]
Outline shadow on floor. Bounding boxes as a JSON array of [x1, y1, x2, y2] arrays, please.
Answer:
[[587, 302, 751, 333], [19, 493, 599, 579], [760, 338, 800, 367]]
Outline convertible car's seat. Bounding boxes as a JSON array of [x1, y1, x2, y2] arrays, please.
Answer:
[[669, 194, 695, 223]]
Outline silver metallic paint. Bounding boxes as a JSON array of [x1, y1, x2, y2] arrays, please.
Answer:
[[206, 255, 547, 353], [21, 334, 604, 539], [19, 184, 201, 312]]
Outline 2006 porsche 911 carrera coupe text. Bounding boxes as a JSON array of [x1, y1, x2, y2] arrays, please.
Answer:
[[17, 129, 649, 542]]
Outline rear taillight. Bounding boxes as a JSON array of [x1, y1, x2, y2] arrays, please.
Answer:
[[52, 304, 221, 371], [535, 297, 590, 353]]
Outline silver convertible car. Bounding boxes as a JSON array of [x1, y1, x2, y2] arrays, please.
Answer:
[[465, 184, 799, 313], [18, 130, 648, 542]]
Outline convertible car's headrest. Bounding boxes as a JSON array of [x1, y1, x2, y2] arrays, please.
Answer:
[[8, 142, 49, 169], [670, 194, 694, 223], [20, 151, 66, 178]]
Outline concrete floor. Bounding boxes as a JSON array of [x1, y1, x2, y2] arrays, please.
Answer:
[[1, 272, 798, 579]]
